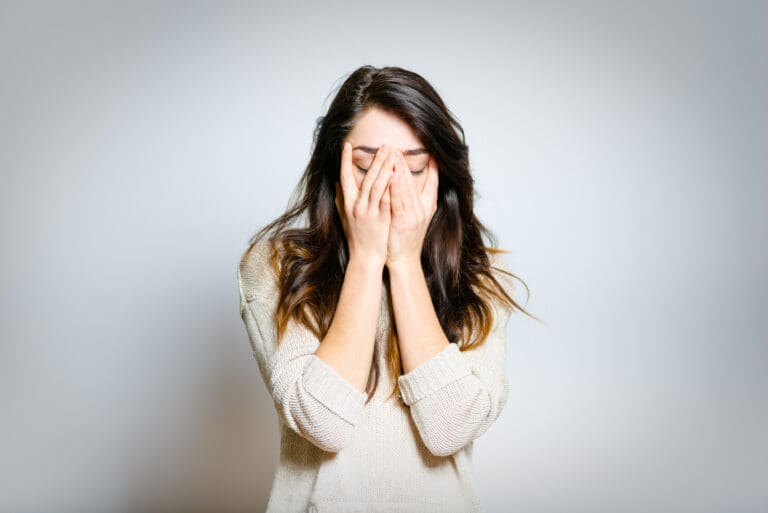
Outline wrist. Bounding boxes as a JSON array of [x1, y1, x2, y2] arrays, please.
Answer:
[[386, 258, 423, 277], [348, 252, 386, 273]]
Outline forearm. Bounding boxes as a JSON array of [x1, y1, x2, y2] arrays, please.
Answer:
[[315, 255, 383, 393], [388, 262, 450, 374], [390, 261, 512, 457]]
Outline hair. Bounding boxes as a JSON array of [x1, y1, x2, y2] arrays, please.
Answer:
[[241, 64, 540, 404]]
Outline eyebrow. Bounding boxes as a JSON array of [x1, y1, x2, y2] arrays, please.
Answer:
[[353, 145, 428, 156]]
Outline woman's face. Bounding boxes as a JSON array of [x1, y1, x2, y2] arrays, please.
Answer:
[[342, 107, 434, 193]]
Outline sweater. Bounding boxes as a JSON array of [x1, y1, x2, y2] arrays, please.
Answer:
[[237, 237, 515, 513]]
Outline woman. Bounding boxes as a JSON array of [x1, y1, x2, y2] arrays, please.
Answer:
[[237, 65, 537, 513]]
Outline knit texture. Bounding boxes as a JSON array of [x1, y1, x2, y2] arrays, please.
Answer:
[[237, 238, 515, 513]]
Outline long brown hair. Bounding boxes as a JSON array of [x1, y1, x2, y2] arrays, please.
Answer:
[[241, 65, 540, 404]]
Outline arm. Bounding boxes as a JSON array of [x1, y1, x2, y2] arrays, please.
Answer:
[[237, 239, 381, 453], [391, 254, 514, 457], [314, 255, 382, 394]]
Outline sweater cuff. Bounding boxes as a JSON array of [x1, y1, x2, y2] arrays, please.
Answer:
[[397, 343, 472, 406], [303, 355, 368, 424]]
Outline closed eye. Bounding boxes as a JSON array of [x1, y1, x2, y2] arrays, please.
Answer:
[[357, 166, 425, 175]]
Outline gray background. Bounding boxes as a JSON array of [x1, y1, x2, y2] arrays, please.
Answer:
[[1, 1, 766, 512]]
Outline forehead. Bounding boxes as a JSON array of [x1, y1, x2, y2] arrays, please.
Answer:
[[347, 107, 425, 154]]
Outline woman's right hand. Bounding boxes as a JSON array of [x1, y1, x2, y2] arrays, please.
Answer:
[[335, 141, 396, 269]]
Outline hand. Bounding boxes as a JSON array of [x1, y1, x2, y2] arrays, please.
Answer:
[[335, 142, 396, 268], [386, 150, 439, 270]]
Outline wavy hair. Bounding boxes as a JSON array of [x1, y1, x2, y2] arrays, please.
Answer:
[[241, 65, 540, 404]]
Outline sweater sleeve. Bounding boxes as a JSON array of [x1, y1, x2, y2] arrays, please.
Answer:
[[396, 253, 515, 457], [237, 239, 368, 453]]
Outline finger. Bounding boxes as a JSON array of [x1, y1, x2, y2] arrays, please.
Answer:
[[396, 151, 419, 217], [370, 150, 395, 208], [359, 144, 391, 210], [335, 181, 348, 230], [380, 185, 391, 211], [420, 156, 439, 214], [390, 160, 406, 216], [339, 141, 358, 206]]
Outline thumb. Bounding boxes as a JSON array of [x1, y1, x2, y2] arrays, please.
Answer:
[[335, 182, 342, 210], [335, 182, 346, 225]]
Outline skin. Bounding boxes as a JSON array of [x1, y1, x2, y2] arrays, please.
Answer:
[[316, 107, 450, 392]]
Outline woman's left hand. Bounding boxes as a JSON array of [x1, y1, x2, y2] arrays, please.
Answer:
[[385, 151, 439, 270]]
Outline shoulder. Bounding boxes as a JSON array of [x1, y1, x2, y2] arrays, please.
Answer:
[[237, 236, 281, 303]]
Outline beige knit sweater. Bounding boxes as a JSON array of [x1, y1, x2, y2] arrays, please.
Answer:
[[237, 237, 515, 513]]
